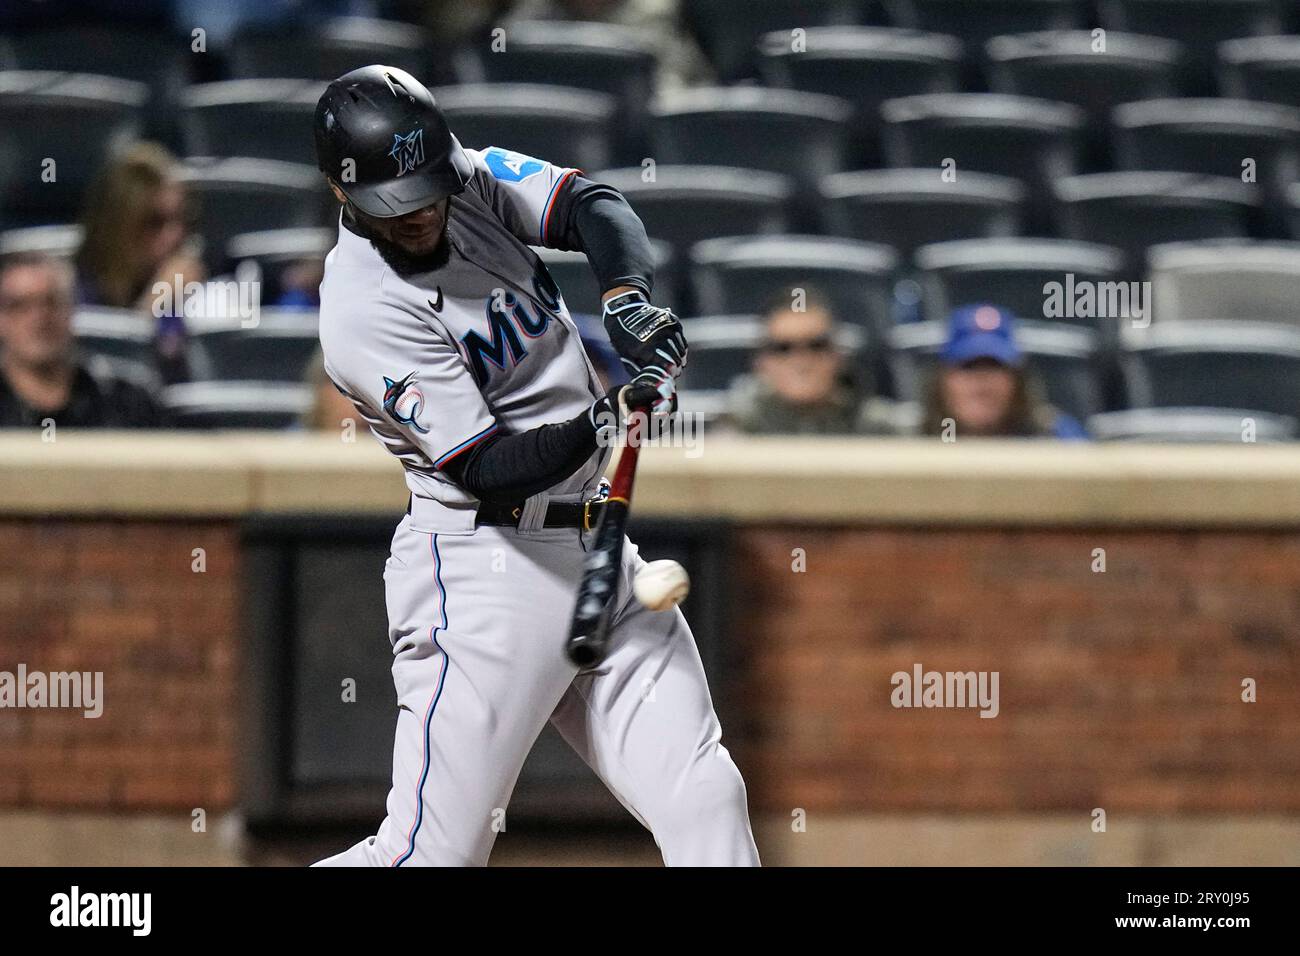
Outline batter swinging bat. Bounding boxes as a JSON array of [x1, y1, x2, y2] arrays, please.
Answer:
[[565, 406, 650, 668]]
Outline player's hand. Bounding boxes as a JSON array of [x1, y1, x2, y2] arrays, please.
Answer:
[[589, 377, 675, 441], [601, 290, 688, 382]]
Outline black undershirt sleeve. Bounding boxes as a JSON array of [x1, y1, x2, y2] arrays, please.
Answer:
[[438, 410, 598, 504], [546, 176, 655, 297]]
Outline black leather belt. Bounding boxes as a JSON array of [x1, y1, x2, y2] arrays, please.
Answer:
[[407, 495, 606, 530]]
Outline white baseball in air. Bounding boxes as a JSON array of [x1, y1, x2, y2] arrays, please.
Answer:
[[633, 560, 690, 612]]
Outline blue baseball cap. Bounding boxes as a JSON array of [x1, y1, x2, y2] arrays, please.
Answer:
[[940, 304, 1022, 367]]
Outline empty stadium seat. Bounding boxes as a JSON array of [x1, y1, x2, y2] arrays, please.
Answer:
[[881, 93, 1086, 229], [1122, 320, 1300, 417], [188, 309, 320, 383], [821, 169, 1027, 260], [884, 0, 1091, 49], [1112, 99, 1300, 234], [228, 17, 430, 82], [162, 381, 312, 429], [650, 87, 851, 207], [180, 80, 323, 166], [476, 21, 658, 165], [72, 307, 156, 366], [1146, 240, 1300, 326], [432, 84, 617, 172], [986, 31, 1184, 166], [226, 228, 336, 306], [179, 158, 331, 272], [1098, 0, 1287, 92], [593, 166, 793, 276], [889, 318, 1103, 420], [0, 223, 81, 257], [1053, 172, 1258, 268], [1087, 407, 1298, 442], [0, 23, 185, 91], [689, 235, 898, 342], [757, 27, 965, 166], [0, 72, 146, 227], [681, 0, 860, 81], [1218, 35, 1300, 107], [914, 238, 1129, 337]]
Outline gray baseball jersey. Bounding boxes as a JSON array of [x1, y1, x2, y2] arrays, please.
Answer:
[[319, 146, 609, 533]]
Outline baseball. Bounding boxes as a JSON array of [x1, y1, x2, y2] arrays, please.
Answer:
[[633, 560, 690, 611]]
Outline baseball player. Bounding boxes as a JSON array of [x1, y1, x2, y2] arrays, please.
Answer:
[[309, 66, 759, 867]]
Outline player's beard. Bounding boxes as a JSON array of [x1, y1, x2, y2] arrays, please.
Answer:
[[343, 203, 454, 277]]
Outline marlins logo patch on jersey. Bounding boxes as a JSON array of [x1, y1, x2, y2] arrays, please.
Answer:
[[390, 129, 425, 177], [383, 372, 429, 433]]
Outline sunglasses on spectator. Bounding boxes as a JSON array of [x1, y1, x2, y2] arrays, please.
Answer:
[[763, 335, 834, 355]]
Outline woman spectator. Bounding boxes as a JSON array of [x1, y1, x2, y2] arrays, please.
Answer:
[[914, 304, 1087, 440], [75, 142, 205, 384]]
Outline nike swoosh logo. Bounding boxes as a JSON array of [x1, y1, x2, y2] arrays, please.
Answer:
[[429, 287, 443, 312]]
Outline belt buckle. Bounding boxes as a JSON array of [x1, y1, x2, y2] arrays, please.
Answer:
[[582, 498, 596, 532]]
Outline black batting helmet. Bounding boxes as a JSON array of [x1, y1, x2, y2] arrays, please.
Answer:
[[313, 65, 473, 218]]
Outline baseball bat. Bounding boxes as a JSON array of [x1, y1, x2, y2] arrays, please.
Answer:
[[565, 405, 649, 668]]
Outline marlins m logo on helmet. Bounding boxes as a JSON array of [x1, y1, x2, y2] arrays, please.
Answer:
[[389, 128, 425, 177]]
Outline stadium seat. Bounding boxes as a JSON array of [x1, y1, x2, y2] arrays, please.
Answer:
[[757, 26, 965, 167], [1146, 240, 1300, 326], [180, 80, 323, 167], [1291, 183, 1300, 239], [1218, 35, 1300, 108], [985, 31, 1184, 166], [227, 17, 430, 82], [914, 238, 1129, 337], [226, 228, 336, 306], [884, 0, 1091, 48], [0, 223, 82, 257], [432, 84, 617, 172], [650, 87, 851, 210], [880, 93, 1086, 230], [476, 21, 658, 165], [1087, 407, 1298, 442], [0, 23, 185, 90], [0, 72, 146, 227], [1053, 172, 1258, 268], [689, 235, 898, 342], [681, 0, 860, 81], [162, 381, 313, 429], [1098, 0, 1288, 93], [821, 169, 1027, 260], [72, 307, 156, 366], [188, 309, 321, 383], [179, 158, 331, 273], [534, 240, 675, 317], [889, 318, 1103, 420], [592, 166, 793, 280], [1122, 320, 1300, 418], [1112, 98, 1300, 234]]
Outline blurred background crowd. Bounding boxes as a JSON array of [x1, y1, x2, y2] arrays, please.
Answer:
[[2, 0, 1300, 444]]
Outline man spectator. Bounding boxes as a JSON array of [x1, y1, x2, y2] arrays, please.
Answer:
[[0, 253, 166, 428], [729, 290, 869, 435]]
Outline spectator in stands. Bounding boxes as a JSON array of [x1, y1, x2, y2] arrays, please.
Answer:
[[505, 0, 713, 89], [730, 289, 868, 435], [908, 304, 1087, 440], [0, 253, 166, 428], [75, 142, 205, 384]]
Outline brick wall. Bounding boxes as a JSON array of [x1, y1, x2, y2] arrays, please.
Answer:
[[0, 519, 240, 811], [732, 527, 1300, 815], [3, 517, 1298, 817]]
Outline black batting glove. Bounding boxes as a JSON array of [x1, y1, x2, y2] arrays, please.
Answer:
[[601, 290, 688, 382], [588, 377, 675, 442]]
